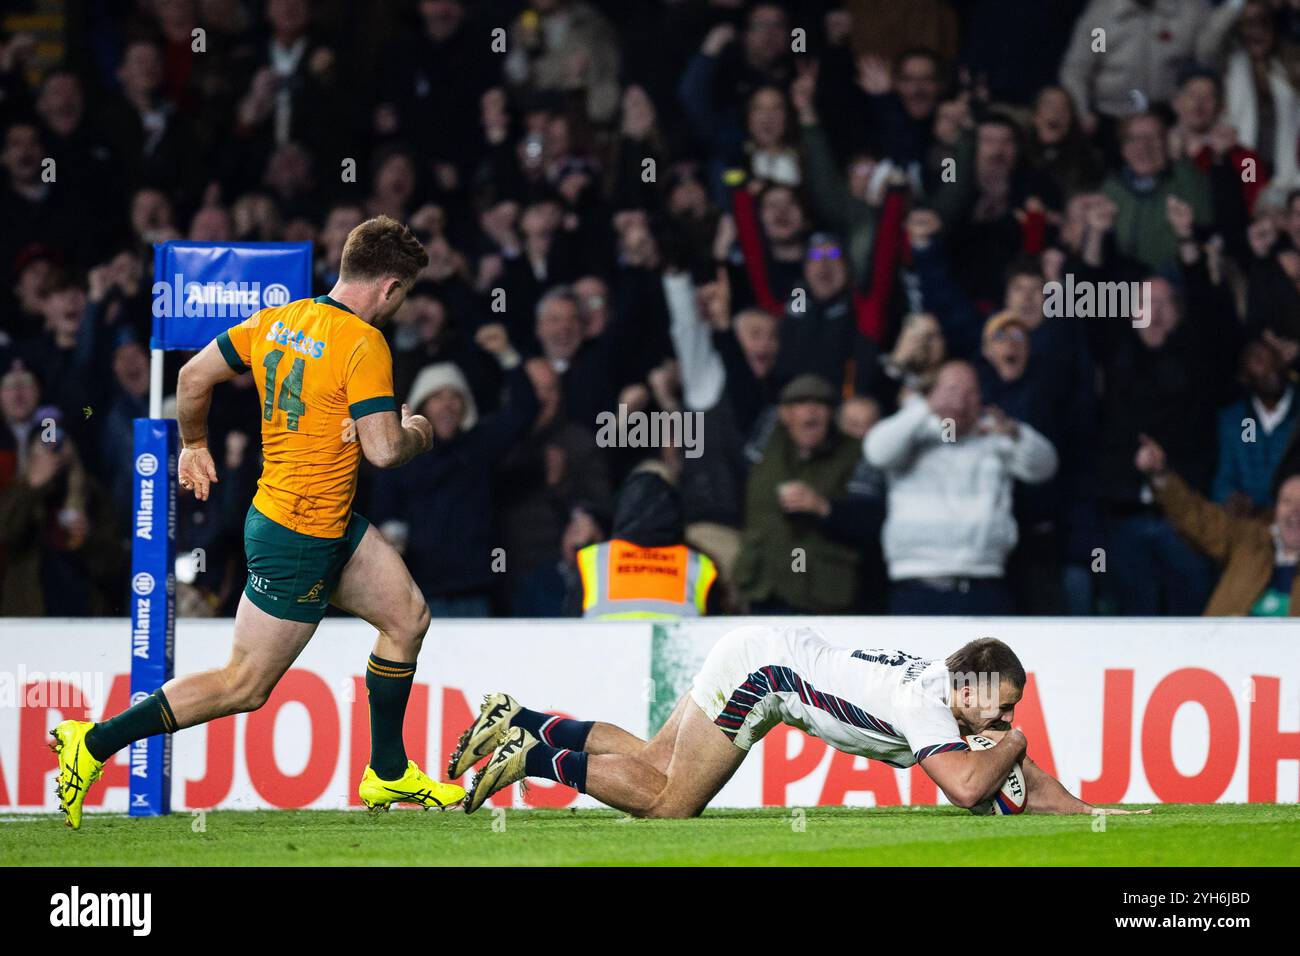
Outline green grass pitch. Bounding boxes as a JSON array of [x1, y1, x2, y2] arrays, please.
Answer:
[[3, 804, 1298, 866]]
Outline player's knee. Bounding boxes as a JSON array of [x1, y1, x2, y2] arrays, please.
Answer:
[[375, 584, 429, 655], [238, 685, 273, 713], [411, 595, 431, 642], [232, 679, 273, 713], [642, 790, 703, 819], [402, 586, 431, 643], [223, 663, 273, 713]]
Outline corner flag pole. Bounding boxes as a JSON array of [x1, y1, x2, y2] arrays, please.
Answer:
[[149, 348, 164, 419]]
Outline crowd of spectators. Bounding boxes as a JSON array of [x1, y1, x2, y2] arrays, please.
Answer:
[[3, 0, 1300, 618]]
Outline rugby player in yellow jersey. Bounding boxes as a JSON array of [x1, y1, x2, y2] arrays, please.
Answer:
[[50, 216, 465, 828]]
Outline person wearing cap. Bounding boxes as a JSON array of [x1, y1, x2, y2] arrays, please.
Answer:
[[864, 360, 1058, 614], [979, 310, 1030, 376], [734, 373, 871, 614], [369, 322, 538, 617]]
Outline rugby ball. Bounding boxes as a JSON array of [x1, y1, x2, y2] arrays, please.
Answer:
[[963, 734, 1027, 815]]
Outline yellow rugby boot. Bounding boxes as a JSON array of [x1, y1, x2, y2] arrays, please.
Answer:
[[464, 726, 538, 815], [49, 720, 105, 830], [358, 760, 465, 812], [447, 692, 522, 781]]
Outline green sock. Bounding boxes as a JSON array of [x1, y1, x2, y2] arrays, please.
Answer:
[[84, 689, 177, 762], [366, 654, 415, 780]]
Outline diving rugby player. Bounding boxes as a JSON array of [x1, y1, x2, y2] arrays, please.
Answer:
[[452, 627, 1149, 817]]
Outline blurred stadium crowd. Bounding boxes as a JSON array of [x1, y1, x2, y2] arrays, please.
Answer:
[[2, 0, 1300, 619]]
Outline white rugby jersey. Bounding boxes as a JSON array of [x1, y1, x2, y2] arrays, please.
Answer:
[[702, 625, 970, 766]]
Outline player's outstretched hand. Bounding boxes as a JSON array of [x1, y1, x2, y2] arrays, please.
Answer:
[[178, 444, 219, 501], [401, 403, 433, 453]]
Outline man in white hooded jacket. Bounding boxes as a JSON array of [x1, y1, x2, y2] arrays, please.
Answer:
[[864, 361, 1058, 614]]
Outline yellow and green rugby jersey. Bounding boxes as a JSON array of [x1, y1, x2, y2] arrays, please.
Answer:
[[216, 295, 395, 538]]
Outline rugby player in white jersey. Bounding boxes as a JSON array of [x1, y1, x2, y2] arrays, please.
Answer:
[[450, 627, 1149, 816]]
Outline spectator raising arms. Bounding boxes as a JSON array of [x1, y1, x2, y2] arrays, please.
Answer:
[[1138, 433, 1300, 616], [0, 1, 1297, 619]]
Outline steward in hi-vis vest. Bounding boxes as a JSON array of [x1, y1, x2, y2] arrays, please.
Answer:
[[576, 470, 719, 619]]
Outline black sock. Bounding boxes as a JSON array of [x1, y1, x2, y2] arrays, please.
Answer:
[[366, 654, 415, 780], [523, 741, 589, 792], [512, 707, 593, 751], [84, 689, 177, 762]]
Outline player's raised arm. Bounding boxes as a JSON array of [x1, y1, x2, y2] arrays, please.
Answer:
[[176, 338, 242, 501], [355, 403, 433, 469], [919, 730, 1028, 810]]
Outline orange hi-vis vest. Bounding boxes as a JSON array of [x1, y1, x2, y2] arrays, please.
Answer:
[[577, 540, 717, 619]]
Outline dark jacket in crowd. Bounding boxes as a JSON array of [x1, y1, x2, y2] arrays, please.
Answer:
[[1092, 260, 1241, 507], [497, 415, 612, 580], [776, 288, 882, 394], [370, 365, 538, 599], [981, 315, 1097, 554]]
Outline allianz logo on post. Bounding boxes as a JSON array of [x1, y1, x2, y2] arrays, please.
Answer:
[[135, 474, 155, 540], [152, 273, 292, 318]]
